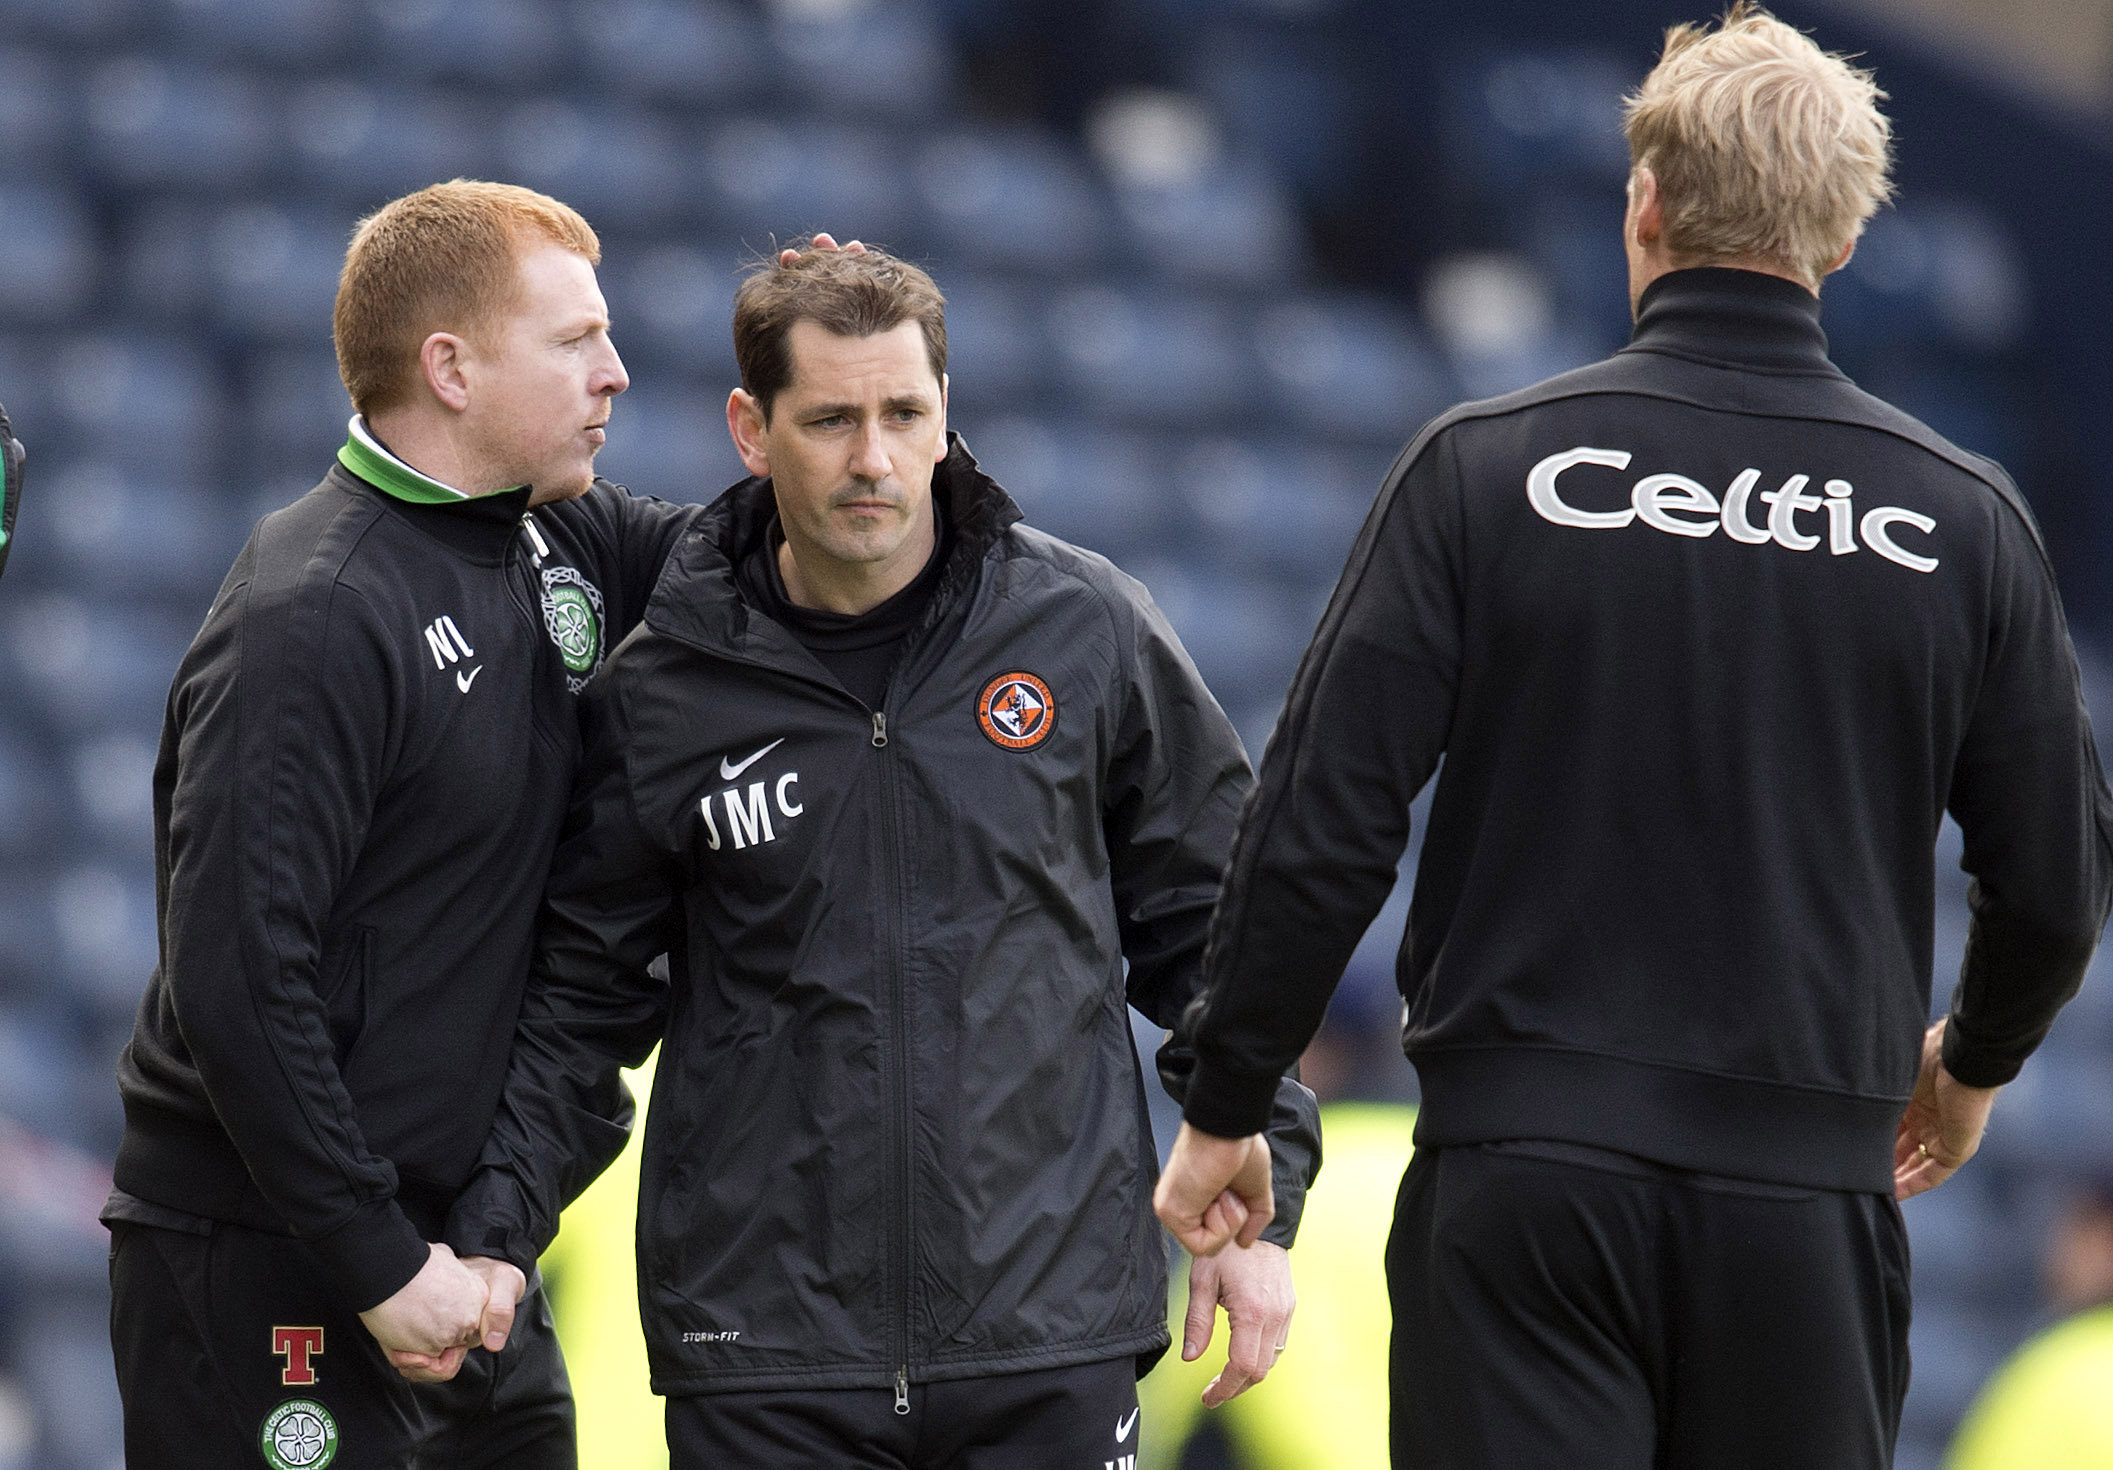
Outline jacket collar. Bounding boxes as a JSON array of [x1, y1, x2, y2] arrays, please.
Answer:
[[650, 432, 1023, 655], [1622, 267, 1845, 378], [332, 417, 532, 565]]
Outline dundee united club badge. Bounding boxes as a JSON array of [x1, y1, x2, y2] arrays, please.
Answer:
[[977, 671, 1056, 751], [260, 1399, 339, 1470], [541, 565, 606, 691]]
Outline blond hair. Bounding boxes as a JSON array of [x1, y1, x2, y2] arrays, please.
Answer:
[[1623, 3, 1893, 289], [334, 180, 601, 416]]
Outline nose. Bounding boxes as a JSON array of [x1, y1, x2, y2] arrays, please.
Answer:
[[847, 419, 889, 480], [597, 340, 629, 398]]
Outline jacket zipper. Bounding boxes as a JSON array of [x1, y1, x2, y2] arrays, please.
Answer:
[[874, 696, 913, 1412]]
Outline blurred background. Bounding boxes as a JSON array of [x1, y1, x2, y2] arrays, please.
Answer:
[[0, 0, 2108, 1465]]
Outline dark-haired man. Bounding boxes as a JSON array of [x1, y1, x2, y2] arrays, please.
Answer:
[[445, 239, 1319, 1467]]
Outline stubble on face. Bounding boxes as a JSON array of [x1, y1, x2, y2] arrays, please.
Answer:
[[745, 319, 947, 613]]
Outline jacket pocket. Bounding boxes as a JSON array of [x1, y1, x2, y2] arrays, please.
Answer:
[[316, 924, 373, 1063]]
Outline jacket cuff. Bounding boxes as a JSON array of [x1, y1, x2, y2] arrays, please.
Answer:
[[1939, 1019, 2023, 1089], [308, 1197, 431, 1313], [442, 1170, 542, 1279], [1182, 1059, 1280, 1139]]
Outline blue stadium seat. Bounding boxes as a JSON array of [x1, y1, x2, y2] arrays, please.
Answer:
[[696, 117, 917, 250], [2, 595, 199, 736], [0, 47, 73, 172], [207, 202, 353, 342], [243, 346, 355, 465], [48, 862, 158, 1020], [767, 2, 958, 122], [363, 0, 565, 86], [954, 413, 1169, 559], [34, 460, 244, 608], [601, 241, 742, 377], [281, 79, 493, 204], [82, 57, 279, 192], [574, 0, 768, 106], [159, 0, 356, 67], [1442, 47, 1634, 190], [117, 200, 215, 325], [1171, 21, 1361, 212], [915, 129, 1113, 272], [66, 732, 158, 865], [1170, 434, 1375, 580], [1120, 554, 1302, 710], [44, 333, 223, 477], [1044, 284, 1258, 427], [0, 183, 98, 326], [1253, 295, 1454, 444], [0, 0, 146, 44], [0, 734, 64, 867], [498, 102, 689, 233], [590, 380, 746, 505], [1108, 156, 1308, 286], [930, 273, 1048, 409]]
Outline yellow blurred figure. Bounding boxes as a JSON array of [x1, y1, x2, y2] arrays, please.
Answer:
[[542, 1048, 665, 1470], [1946, 1306, 2113, 1469], [1141, 1103, 1414, 1469]]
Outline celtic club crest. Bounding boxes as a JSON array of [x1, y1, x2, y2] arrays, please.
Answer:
[[541, 565, 606, 691], [260, 1399, 339, 1470]]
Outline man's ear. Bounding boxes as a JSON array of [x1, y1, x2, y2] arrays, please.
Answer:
[[1628, 168, 1664, 250], [1825, 237, 1856, 276], [933, 373, 949, 464], [726, 388, 771, 479], [421, 332, 471, 413]]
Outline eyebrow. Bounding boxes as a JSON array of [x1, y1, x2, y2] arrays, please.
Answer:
[[802, 393, 933, 418]]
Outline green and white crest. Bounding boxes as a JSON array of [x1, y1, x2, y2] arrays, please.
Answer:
[[260, 1399, 338, 1470], [541, 565, 606, 689]]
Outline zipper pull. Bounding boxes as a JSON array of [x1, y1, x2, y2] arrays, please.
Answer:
[[894, 1365, 910, 1416], [871, 712, 888, 748], [521, 515, 550, 564]]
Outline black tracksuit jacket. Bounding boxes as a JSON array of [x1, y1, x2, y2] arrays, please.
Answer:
[[111, 447, 694, 1310], [444, 440, 1321, 1395], [1184, 269, 2113, 1194]]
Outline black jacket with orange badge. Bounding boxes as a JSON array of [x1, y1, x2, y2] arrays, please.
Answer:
[[445, 438, 1321, 1395]]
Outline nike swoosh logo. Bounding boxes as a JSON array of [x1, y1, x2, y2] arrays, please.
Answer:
[[719, 737, 785, 782], [456, 666, 482, 693], [1116, 1407, 1139, 1443]]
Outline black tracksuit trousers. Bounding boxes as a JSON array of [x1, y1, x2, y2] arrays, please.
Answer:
[[664, 1356, 1141, 1470], [1388, 1143, 1911, 1470], [109, 1221, 574, 1469]]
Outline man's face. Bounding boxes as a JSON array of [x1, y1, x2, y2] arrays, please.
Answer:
[[730, 318, 948, 581], [463, 243, 627, 505]]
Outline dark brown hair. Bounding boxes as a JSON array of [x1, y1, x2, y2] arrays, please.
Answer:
[[732, 243, 947, 419], [335, 179, 601, 416]]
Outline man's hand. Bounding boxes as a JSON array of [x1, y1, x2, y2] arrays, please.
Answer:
[[461, 1255, 528, 1354], [777, 232, 868, 265], [1183, 1239, 1294, 1407], [1895, 1019, 2000, 1200], [358, 1242, 488, 1383], [1155, 1122, 1274, 1258]]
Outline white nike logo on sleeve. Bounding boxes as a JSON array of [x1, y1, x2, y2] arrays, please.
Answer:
[[719, 738, 785, 781], [1115, 1407, 1139, 1442]]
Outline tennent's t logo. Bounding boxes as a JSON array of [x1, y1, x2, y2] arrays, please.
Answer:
[[272, 1326, 325, 1386]]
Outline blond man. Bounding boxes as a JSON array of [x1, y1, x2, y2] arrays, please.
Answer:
[[106, 181, 696, 1468], [1159, 7, 2113, 1467]]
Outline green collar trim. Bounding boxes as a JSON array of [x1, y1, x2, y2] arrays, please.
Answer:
[[337, 417, 523, 504]]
